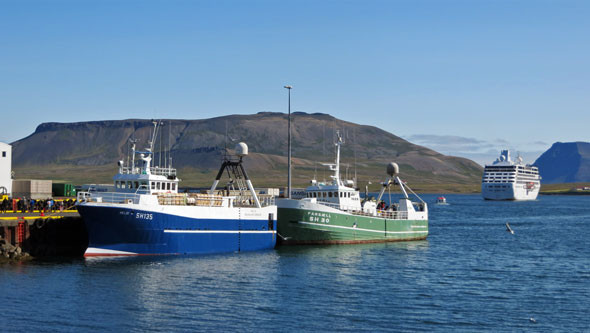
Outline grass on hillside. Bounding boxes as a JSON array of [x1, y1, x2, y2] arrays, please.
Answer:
[[539, 182, 590, 194], [14, 164, 482, 194]]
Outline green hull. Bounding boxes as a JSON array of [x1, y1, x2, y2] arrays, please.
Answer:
[[277, 207, 428, 245]]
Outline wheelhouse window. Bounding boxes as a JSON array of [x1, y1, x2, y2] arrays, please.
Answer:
[[151, 182, 155, 190]]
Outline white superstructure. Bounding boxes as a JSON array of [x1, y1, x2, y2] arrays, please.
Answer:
[[0, 142, 12, 196], [283, 131, 427, 220], [482, 150, 540, 200]]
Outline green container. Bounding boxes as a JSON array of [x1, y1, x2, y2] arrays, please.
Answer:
[[52, 183, 77, 197]]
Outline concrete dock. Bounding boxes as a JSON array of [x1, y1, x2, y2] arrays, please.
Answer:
[[0, 210, 87, 260]]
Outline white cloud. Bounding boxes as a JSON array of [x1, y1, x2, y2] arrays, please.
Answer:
[[404, 134, 548, 166]]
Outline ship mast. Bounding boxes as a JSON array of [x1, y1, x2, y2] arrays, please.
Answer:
[[323, 130, 344, 186], [333, 131, 342, 185]]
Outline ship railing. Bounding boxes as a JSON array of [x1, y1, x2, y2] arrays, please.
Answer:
[[157, 193, 224, 207], [117, 166, 177, 177], [149, 166, 177, 177], [78, 191, 141, 204], [155, 193, 275, 208], [233, 194, 275, 208], [317, 201, 409, 219]]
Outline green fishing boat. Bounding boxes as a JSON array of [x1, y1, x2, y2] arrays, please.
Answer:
[[277, 132, 428, 244]]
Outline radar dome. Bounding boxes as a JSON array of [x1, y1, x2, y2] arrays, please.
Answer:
[[235, 142, 248, 157], [387, 162, 399, 176]]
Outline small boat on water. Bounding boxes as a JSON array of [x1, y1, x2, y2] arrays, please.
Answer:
[[435, 196, 448, 205], [277, 131, 428, 244], [76, 121, 277, 256]]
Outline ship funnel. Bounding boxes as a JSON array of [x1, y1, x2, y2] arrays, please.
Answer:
[[387, 162, 399, 177], [235, 142, 248, 157]]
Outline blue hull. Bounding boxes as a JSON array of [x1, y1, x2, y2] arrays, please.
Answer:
[[77, 205, 277, 256]]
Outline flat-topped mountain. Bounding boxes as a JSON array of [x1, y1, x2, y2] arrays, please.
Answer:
[[11, 112, 483, 189], [534, 142, 590, 184]]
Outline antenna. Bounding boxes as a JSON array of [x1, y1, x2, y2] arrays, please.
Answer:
[[126, 137, 130, 169], [353, 127, 357, 188], [322, 122, 326, 180], [168, 120, 172, 169], [224, 120, 228, 161], [160, 121, 164, 167], [313, 162, 317, 181], [322, 122, 326, 158]]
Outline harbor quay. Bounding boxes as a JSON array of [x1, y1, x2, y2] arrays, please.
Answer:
[[0, 209, 87, 261]]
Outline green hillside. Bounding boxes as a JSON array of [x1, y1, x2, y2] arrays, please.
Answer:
[[11, 112, 483, 192]]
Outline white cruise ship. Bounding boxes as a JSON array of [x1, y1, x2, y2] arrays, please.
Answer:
[[481, 150, 540, 200]]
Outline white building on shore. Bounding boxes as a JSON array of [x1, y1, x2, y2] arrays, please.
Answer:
[[0, 142, 12, 196]]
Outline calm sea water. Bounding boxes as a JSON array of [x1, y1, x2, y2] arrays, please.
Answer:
[[1, 194, 589, 332]]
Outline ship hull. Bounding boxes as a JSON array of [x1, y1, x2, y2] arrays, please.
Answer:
[[277, 202, 428, 245], [481, 183, 540, 201], [77, 203, 277, 256]]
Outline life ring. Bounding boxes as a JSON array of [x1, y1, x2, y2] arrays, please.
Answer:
[[34, 219, 46, 229]]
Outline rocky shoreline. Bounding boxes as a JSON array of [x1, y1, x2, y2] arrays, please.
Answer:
[[0, 238, 32, 262]]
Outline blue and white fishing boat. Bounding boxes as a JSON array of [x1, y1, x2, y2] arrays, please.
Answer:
[[76, 121, 277, 256]]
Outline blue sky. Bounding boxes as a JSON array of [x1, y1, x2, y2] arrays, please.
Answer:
[[1, 0, 588, 165]]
